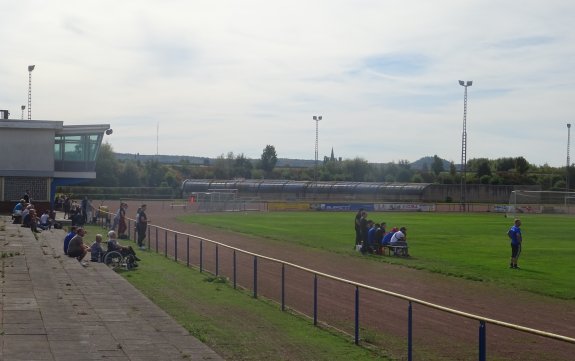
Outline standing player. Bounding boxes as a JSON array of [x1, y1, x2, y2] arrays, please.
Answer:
[[508, 219, 523, 269]]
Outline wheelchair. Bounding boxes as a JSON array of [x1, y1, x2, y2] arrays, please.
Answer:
[[103, 250, 137, 270]]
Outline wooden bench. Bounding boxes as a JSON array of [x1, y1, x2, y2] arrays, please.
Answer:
[[382, 244, 409, 257]]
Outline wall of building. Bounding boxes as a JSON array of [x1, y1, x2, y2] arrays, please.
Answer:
[[0, 128, 55, 173]]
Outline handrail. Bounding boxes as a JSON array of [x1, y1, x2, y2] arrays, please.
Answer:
[[105, 211, 575, 345]]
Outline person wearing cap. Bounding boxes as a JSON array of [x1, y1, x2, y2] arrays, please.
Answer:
[[67, 228, 90, 266]]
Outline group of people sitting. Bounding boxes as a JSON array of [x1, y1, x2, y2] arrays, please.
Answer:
[[354, 209, 409, 256], [12, 198, 55, 233], [63, 226, 140, 267]]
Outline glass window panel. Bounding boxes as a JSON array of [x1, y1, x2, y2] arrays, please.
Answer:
[[54, 143, 62, 160]]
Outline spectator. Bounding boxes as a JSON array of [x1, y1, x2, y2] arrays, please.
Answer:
[[22, 209, 41, 233], [63, 226, 78, 254], [12, 199, 25, 224], [22, 190, 30, 204], [63, 196, 71, 218], [89, 234, 105, 262], [354, 208, 363, 249], [118, 203, 128, 239], [67, 228, 90, 266], [382, 227, 398, 246], [359, 211, 369, 251], [107, 230, 141, 263], [390, 227, 408, 246], [39, 210, 53, 230], [136, 204, 149, 250]]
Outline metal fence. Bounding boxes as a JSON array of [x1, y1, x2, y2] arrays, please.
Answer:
[[99, 213, 575, 361]]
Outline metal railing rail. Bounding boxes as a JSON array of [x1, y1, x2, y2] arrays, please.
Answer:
[[98, 212, 575, 361]]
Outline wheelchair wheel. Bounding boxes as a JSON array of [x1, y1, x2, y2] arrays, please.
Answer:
[[104, 251, 123, 270], [124, 255, 136, 269]]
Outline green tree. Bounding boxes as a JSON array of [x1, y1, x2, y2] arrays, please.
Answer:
[[260, 145, 278, 174], [431, 155, 444, 176], [118, 160, 142, 187], [94, 143, 119, 186]]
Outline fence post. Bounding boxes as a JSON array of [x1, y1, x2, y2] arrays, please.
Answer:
[[233, 250, 237, 289], [354, 286, 359, 345], [155, 227, 158, 253], [164, 230, 168, 257], [147, 224, 151, 250], [128, 219, 131, 240], [313, 274, 318, 326], [479, 321, 486, 361], [200, 240, 203, 273], [215, 245, 219, 276], [253, 256, 258, 299], [281, 263, 285, 311], [174, 233, 178, 262], [186, 236, 190, 267], [408, 301, 413, 361]]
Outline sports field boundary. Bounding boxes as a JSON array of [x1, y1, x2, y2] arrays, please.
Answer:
[[96, 210, 575, 361]]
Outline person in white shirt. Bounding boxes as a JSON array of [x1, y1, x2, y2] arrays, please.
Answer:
[[389, 227, 409, 256]]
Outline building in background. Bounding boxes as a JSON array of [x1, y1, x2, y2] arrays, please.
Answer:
[[0, 118, 111, 212]]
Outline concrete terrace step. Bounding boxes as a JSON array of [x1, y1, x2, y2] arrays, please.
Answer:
[[0, 216, 224, 361]]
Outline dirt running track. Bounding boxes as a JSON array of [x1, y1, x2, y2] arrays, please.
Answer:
[[112, 201, 575, 360]]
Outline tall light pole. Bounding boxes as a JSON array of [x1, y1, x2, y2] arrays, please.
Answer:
[[459, 80, 472, 211], [27, 65, 35, 120], [568, 123, 572, 192], [313, 115, 322, 191], [21, 105, 25, 120]]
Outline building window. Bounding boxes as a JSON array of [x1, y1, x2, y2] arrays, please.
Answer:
[[54, 134, 103, 162]]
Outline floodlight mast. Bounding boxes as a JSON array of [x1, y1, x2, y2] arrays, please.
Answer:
[[568, 123, 572, 191], [313, 115, 322, 196], [27, 65, 35, 120], [459, 80, 472, 211]]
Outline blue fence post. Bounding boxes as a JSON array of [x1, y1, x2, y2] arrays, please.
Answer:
[[155, 228, 158, 253], [281, 263, 285, 311], [313, 274, 318, 326], [408, 301, 413, 361], [233, 250, 237, 289], [164, 230, 168, 257], [479, 320, 486, 361], [186, 236, 190, 267], [253, 256, 258, 299], [200, 240, 203, 273], [215, 245, 219, 276], [174, 233, 178, 262], [354, 286, 359, 345]]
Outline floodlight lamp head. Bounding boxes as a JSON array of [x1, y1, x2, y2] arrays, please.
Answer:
[[21, 105, 25, 110], [467, 81, 473, 86], [568, 123, 572, 129], [28, 65, 35, 72], [458, 80, 464, 86], [318, 116, 322, 120], [105, 129, 113, 135]]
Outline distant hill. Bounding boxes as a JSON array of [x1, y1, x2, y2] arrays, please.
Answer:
[[114, 153, 455, 170], [410, 156, 454, 171]]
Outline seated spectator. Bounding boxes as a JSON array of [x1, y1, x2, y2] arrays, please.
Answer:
[[360, 220, 374, 253], [22, 209, 41, 233], [382, 227, 398, 246], [90, 234, 105, 262], [389, 227, 409, 256], [12, 200, 25, 224], [63, 226, 78, 255], [67, 228, 90, 266], [107, 230, 141, 262], [390, 227, 407, 246], [38, 210, 53, 230]]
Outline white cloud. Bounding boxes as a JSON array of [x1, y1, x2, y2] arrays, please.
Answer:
[[1, 0, 574, 166]]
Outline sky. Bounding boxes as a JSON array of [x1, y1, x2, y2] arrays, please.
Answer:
[[2, 1, 575, 167]]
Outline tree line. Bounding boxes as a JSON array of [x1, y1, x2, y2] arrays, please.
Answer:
[[92, 143, 573, 192]]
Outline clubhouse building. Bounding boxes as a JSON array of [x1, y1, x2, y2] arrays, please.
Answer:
[[0, 117, 111, 212]]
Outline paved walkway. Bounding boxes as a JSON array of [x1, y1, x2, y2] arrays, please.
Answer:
[[0, 216, 223, 361]]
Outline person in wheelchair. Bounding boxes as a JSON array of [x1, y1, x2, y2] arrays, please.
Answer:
[[106, 230, 141, 263]]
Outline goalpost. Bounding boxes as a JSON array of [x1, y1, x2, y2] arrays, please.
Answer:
[[507, 190, 575, 218]]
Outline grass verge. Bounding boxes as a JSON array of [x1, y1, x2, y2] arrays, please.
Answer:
[[112, 243, 390, 361]]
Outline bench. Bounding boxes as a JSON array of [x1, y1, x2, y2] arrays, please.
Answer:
[[382, 244, 409, 257]]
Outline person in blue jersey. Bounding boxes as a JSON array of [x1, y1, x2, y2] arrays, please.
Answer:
[[508, 219, 523, 269]]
